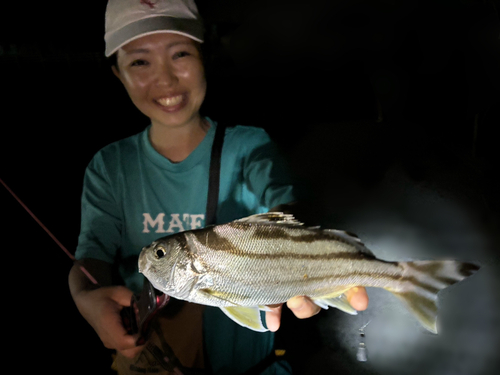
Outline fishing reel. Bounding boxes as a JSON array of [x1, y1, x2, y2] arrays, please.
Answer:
[[121, 278, 170, 345]]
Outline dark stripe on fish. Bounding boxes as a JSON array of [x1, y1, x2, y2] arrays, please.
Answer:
[[189, 225, 374, 261], [191, 227, 236, 252], [250, 225, 364, 247], [205, 269, 404, 293], [404, 276, 441, 294], [292, 271, 403, 284], [214, 248, 376, 261], [405, 261, 480, 285], [226, 222, 364, 246], [176, 232, 189, 250], [405, 261, 443, 275]]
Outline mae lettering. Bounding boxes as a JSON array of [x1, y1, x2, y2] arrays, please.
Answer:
[[142, 213, 205, 233]]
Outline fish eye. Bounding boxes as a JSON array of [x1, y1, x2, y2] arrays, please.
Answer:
[[155, 246, 167, 259]]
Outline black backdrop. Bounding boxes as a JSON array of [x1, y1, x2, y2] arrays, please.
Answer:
[[1, 1, 500, 374]]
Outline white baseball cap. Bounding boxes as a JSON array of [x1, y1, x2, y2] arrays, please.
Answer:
[[104, 0, 204, 57]]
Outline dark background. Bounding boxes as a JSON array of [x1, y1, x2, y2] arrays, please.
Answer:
[[1, 0, 500, 374]]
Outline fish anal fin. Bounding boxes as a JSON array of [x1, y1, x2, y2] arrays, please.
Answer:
[[220, 306, 268, 332], [312, 290, 358, 315], [390, 290, 438, 334]]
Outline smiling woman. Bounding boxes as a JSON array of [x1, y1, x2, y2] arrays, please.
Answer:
[[111, 33, 208, 162], [67, 1, 365, 375]]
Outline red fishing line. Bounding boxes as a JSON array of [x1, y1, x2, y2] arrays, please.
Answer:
[[1, 178, 99, 285]]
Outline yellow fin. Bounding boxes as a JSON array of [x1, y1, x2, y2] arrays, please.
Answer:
[[312, 292, 358, 315], [220, 306, 268, 332], [389, 290, 438, 333], [258, 305, 272, 312]]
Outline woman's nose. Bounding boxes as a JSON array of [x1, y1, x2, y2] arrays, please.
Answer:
[[155, 62, 178, 87]]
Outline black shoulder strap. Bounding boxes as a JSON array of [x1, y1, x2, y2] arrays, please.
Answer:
[[205, 122, 226, 226]]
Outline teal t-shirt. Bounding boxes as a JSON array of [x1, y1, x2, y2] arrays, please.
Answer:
[[75, 117, 295, 374]]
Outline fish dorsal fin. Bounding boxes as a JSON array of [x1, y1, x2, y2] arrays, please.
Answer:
[[234, 212, 304, 226], [323, 229, 375, 257], [234, 214, 374, 256], [323, 229, 362, 243]]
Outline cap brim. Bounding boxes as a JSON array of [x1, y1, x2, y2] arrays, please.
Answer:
[[105, 16, 204, 57]]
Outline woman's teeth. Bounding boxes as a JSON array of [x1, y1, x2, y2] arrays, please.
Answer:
[[157, 95, 183, 107]]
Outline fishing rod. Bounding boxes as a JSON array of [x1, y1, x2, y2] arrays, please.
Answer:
[[0, 177, 167, 345], [0, 178, 98, 285], [1, 177, 211, 374]]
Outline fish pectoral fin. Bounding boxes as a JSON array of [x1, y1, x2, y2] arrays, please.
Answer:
[[198, 289, 240, 306], [258, 305, 273, 312], [312, 293, 358, 315], [194, 273, 214, 290], [220, 306, 268, 332]]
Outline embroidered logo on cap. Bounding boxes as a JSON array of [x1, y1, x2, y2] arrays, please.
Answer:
[[140, 0, 158, 9]]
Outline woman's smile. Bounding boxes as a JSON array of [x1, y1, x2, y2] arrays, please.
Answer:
[[155, 93, 188, 112]]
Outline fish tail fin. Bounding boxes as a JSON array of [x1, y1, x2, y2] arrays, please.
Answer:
[[386, 260, 480, 334]]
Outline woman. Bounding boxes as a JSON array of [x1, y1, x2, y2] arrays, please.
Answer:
[[69, 1, 368, 374]]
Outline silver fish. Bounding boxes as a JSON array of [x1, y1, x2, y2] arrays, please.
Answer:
[[138, 213, 480, 332]]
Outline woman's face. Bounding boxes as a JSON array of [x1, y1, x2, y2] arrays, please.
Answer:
[[113, 33, 207, 130]]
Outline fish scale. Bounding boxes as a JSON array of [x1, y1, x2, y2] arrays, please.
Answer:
[[139, 213, 480, 333], [192, 224, 402, 305]]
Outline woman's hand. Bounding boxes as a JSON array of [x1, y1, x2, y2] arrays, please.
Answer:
[[73, 285, 144, 358], [265, 287, 369, 332]]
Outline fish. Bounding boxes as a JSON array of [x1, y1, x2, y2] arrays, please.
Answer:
[[138, 213, 480, 333]]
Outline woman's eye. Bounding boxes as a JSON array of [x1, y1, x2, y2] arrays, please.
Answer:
[[173, 51, 190, 60], [130, 59, 148, 67]]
